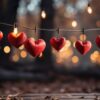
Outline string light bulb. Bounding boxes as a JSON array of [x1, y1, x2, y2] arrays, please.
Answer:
[[13, 23, 18, 35], [41, 10, 46, 19], [87, 4, 92, 14], [72, 20, 77, 28]]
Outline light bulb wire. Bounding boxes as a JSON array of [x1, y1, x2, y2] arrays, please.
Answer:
[[0, 22, 100, 32]]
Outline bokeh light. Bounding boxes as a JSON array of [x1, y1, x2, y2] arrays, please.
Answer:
[[79, 34, 87, 41], [87, 5, 92, 14], [3, 46, 11, 54], [73, 42, 76, 48], [72, 20, 77, 28], [12, 54, 19, 62], [72, 56, 79, 64], [19, 45, 24, 50], [90, 51, 99, 63], [20, 50, 27, 58], [41, 10, 46, 19]]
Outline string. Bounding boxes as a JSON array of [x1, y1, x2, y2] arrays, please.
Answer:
[[0, 22, 100, 32], [82, 28, 85, 42]]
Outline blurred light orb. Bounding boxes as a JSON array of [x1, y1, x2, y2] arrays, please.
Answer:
[[90, 51, 99, 63], [12, 54, 19, 62], [72, 56, 79, 64], [73, 42, 76, 48], [20, 50, 27, 58], [94, 51, 99, 55], [41, 10, 46, 19], [59, 40, 71, 52], [72, 20, 77, 28], [79, 34, 87, 41], [90, 54, 96, 63], [19, 45, 24, 50], [66, 40, 71, 47], [87, 6, 92, 14], [4, 46, 11, 54]]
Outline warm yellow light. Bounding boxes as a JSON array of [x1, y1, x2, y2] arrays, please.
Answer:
[[72, 56, 79, 64], [73, 42, 76, 48], [12, 54, 19, 62], [90, 54, 96, 63], [72, 20, 77, 28], [20, 50, 27, 58], [41, 10, 46, 19], [94, 51, 99, 55], [59, 40, 71, 52], [80, 34, 87, 41], [4, 46, 11, 54], [90, 51, 99, 63], [13, 27, 18, 35], [19, 45, 24, 50], [96, 56, 100, 64], [87, 6, 92, 14], [66, 40, 71, 47]]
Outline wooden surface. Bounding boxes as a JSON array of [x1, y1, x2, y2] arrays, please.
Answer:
[[1, 93, 100, 100]]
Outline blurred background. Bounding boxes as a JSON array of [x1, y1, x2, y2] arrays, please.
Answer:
[[0, 0, 100, 94]]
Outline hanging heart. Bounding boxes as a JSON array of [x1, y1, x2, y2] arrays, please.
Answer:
[[95, 35, 100, 48], [75, 40, 92, 55], [0, 31, 3, 40], [50, 37, 66, 51], [24, 38, 46, 57], [8, 32, 27, 48]]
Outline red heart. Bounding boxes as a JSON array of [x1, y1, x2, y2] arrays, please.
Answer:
[[24, 38, 46, 57], [8, 32, 27, 48], [96, 35, 100, 48], [50, 37, 66, 51], [0, 31, 3, 40], [75, 40, 92, 55]]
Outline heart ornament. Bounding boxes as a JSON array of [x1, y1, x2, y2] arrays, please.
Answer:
[[8, 31, 27, 48], [24, 38, 46, 57], [75, 40, 92, 55], [50, 37, 66, 52]]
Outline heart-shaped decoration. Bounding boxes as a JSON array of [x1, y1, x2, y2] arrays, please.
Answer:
[[24, 38, 46, 57], [0, 31, 3, 40], [8, 32, 27, 48], [50, 37, 66, 51], [95, 35, 100, 48], [75, 40, 92, 55]]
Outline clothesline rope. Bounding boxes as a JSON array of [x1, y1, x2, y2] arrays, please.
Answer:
[[0, 22, 100, 32]]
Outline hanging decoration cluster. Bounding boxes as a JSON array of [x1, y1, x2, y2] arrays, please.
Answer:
[[0, 22, 100, 57]]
